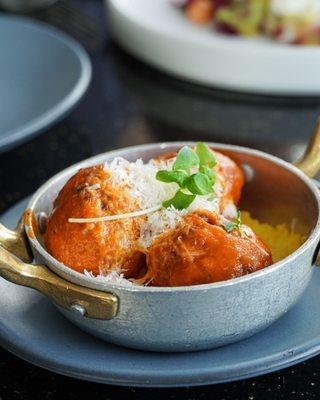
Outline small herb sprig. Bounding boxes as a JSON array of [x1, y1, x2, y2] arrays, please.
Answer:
[[156, 143, 217, 210], [223, 211, 242, 233]]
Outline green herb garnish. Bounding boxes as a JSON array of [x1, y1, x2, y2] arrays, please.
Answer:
[[156, 170, 188, 186], [207, 193, 216, 202], [224, 211, 242, 233], [173, 146, 200, 174], [199, 165, 216, 185], [195, 142, 217, 168], [184, 173, 213, 195], [157, 142, 217, 210], [162, 190, 196, 210]]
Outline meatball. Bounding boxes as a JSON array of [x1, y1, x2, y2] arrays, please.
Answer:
[[145, 211, 272, 286], [43, 165, 145, 277]]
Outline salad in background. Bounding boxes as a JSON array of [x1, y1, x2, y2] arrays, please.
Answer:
[[175, 0, 320, 45]]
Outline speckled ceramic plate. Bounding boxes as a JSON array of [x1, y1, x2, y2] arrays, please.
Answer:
[[1, 198, 320, 387], [0, 15, 91, 153]]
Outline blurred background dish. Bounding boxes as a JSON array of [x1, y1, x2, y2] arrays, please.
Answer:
[[107, 0, 320, 96], [0, 14, 91, 153], [178, 0, 320, 45]]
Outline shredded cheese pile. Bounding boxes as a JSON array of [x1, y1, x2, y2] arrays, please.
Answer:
[[103, 157, 221, 248], [104, 157, 177, 209], [84, 267, 134, 286]]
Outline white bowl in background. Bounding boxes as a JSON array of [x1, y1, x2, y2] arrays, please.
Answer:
[[106, 0, 320, 96]]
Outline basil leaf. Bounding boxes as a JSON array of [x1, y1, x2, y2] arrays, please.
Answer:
[[224, 222, 235, 233], [173, 146, 200, 173], [162, 190, 196, 210], [184, 173, 214, 195], [223, 211, 242, 233], [196, 142, 217, 168], [236, 211, 242, 223], [199, 165, 216, 184], [156, 170, 187, 187]]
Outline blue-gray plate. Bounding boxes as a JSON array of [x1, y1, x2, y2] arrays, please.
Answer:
[[0, 15, 91, 153], [1, 198, 320, 387]]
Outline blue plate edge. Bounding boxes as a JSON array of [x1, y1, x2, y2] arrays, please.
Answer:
[[1, 328, 320, 387], [0, 15, 92, 153]]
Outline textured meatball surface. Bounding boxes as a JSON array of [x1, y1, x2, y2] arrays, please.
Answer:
[[146, 211, 272, 287], [44, 165, 144, 277]]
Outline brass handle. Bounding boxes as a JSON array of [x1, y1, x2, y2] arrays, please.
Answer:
[[294, 118, 320, 178], [0, 218, 33, 263], [309, 179, 320, 268], [0, 220, 118, 320], [295, 119, 320, 265]]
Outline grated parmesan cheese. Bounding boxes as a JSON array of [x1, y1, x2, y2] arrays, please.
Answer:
[[104, 157, 178, 209], [139, 206, 184, 248], [78, 154, 241, 285], [103, 156, 222, 248], [84, 267, 134, 286]]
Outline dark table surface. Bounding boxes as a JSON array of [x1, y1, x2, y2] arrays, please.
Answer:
[[1, 1, 320, 399]]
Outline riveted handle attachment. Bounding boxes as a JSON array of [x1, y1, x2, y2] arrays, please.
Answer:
[[0, 219, 118, 320]]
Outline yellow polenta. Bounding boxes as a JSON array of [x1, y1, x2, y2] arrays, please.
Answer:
[[242, 211, 306, 263]]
